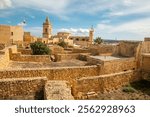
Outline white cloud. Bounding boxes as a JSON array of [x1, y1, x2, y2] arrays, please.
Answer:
[[0, 0, 12, 9], [11, 0, 70, 16], [95, 18, 150, 40], [2, 0, 150, 19], [59, 28, 89, 35], [18, 20, 27, 27]]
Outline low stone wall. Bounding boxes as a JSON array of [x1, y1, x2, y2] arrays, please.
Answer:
[[45, 81, 74, 100], [89, 44, 118, 56], [55, 53, 80, 61], [0, 66, 98, 84], [72, 48, 90, 53], [72, 70, 141, 99], [17, 48, 32, 55], [99, 57, 137, 74], [0, 77, 47, 100], [87, 56, 136, 74], [8, 46, 51, 63], [10, 52, 51, 63]]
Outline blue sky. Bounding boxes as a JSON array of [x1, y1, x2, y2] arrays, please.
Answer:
[[0, 0, 150, 40]]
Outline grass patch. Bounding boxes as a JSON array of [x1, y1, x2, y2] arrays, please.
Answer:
[[122, 85, 137, 93]]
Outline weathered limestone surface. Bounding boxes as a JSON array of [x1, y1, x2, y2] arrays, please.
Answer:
[[87, 56, 136, 74], [72, 70, 141, 99], [55, 53, 79, 61], [118, 41, 140, 57], [0, 48, 10, 69], [45, 81, 74, 100], [17, 48, 32, 55], [89, 44, 118, 56], [142, 53, 150, 80], [0, 77, 47, 100], [72, 48, 90, 53], [0, 66, 98, 85], [9, 47, 51, 63]]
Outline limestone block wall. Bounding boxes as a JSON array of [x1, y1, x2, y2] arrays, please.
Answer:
[[0, 77, 47, 100], [89, 44, 118, 56], [10, 52, 51, 63], [8, 45, 51, 63], [142, 54, 150, 72], [87, 56, 136, 74], [55, 53, 80, 61], [118, 41, 140, 57], [142, 54, 150, 80], [0, 66, 98, 84], [0, 25, 11, 45], [45, 81, 74, 100], [0, 48, 10, 69], [48, 45, 65, 54], [72, 70, 141, 99], [17, 48, 32, 55], [72, 48, 90, 53], [141, 41, 150, 53], [99, 58, 137, 75]]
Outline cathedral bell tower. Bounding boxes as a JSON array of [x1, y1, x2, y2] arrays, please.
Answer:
[[43, 17, 52, 38], [89, 26, 94, 44]]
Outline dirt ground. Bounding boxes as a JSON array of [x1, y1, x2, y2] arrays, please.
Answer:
[[96, 80, 150, 100], [6, 59, 87, 69]]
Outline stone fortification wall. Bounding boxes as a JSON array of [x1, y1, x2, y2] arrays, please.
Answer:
[[9, 46, 51, 63], [142, 54, 150, 80], [10, 52, 51, 63], [17, 48, 32, 55], [0, 77, 47, 100], [72, 70, 141, 99], [45, 81, 74, 100], [87, 57, 136, 74], [89, 44, 118, 56], [55, 53, 80, 61], [99, 58, 137, 74], [0, 66, 98, 84], [118, 41, 140, 57], [141, 41, 150, 53]]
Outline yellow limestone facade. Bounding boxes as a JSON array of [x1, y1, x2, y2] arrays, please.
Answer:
[[0, 25, 24, 46]]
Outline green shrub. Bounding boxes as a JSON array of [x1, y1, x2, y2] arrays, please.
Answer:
[[58, 41, 68, 48], [94, 37, 103, 44], [122, 85, 137, 93], [30, 42, 51, 55]]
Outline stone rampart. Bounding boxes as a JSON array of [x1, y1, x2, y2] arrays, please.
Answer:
[[142, 53, 150, 80], [72, 70, 141, 99], [0, 66, 98, 84], [0, 77, 47, 100]]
